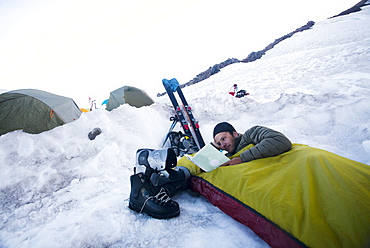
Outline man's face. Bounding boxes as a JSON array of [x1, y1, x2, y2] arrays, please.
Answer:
[[213, 131, 238, 153]]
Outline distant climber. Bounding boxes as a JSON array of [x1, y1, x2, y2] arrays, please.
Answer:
[[228, 84, 249, 98], [228, 84, 238, 96]]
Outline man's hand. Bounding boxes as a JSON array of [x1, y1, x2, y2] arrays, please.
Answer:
[[221, 157, 243, 166]]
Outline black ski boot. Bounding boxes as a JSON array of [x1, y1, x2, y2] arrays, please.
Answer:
[[129, 173, 180, 219], [135, 148, 191, 197], [129, 148, 181, 219], [135, 148, 177, 178], [150, 166, 191, 197]]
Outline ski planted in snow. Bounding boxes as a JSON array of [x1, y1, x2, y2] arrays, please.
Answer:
[[162, 78, 205, 156]]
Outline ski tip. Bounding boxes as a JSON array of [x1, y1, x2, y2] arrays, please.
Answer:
[[162, 78, 180, 91]]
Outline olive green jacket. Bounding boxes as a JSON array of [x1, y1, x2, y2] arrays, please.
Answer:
[[228, 126, 292, 162]]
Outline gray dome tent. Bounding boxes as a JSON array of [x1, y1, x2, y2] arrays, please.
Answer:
[[106, 86, 154, 111], [0, 89, 82, 135]]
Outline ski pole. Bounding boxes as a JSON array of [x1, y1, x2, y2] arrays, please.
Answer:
[[162, 117, 178, 147]]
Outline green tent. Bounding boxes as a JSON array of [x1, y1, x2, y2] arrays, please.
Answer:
[[106, 86, 154, 111], [0, 89, 82, 135]]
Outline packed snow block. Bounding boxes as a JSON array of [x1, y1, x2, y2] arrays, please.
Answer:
[[178, 144, 370, 248]]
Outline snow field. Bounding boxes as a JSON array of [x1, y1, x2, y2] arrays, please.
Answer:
[[1, 5, 370, 248]]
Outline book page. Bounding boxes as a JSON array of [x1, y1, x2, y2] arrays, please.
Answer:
[[186, 143, 229, 172]]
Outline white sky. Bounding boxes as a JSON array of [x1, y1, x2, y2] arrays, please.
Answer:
[[0, 0, 359, 108]]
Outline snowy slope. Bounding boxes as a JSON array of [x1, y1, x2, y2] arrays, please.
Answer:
[[1, 6, 370, 248]]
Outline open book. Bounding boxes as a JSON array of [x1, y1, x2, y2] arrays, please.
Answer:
[[185, 143, 229, 172]]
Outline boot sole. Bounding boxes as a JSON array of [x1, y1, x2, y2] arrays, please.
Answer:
[[128, 202, 180, 219]]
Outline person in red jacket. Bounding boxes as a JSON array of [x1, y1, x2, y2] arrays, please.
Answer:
[[228, 84, 238, 96]]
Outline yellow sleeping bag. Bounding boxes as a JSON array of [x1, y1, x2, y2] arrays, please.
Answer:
[[178, 144, 370, 248]]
